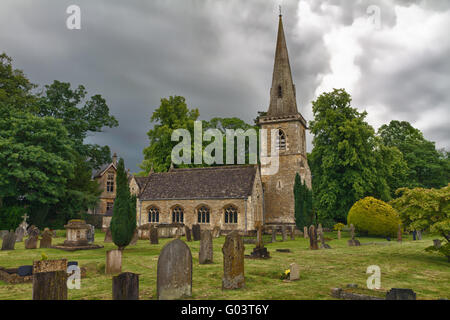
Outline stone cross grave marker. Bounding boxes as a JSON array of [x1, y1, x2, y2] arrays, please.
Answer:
[[157, 239, 192, 300]]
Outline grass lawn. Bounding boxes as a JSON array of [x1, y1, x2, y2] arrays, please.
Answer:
[[0, 231, 448, 300]]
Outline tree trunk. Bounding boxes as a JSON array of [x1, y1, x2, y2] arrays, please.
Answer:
[[112, 272, 139, 300]]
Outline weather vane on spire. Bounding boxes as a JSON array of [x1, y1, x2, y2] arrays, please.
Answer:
[[279, 5, 282, 16]]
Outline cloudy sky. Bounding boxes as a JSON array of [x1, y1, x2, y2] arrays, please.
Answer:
[[1, 0, 449, 172]]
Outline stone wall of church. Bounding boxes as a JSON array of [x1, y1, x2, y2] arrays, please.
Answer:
[[137, 197, 260, 233], [260, 120, 311, 226]]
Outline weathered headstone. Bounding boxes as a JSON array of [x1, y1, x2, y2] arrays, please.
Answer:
[[192, 224, 201, 241], [1, 231, 16, 250], [112, 272, 139, 300], [347, 224, 361, 246], [289, 263, 300, 281], [137, 224, 151, 240], [199, 230, 213, 264], [250, 225, 270, 259], [0, 230, 8, 240], [304, 226, 308, 239], [417, 230, 422, 240], [15, 227, 25, 242], [104, 228, 113, 243], [27, 225, 39, 238], [106, 249, 122, 274], [397, 224, 402, 242], [157, 239, 192, 300], [281, 225, 287, 241], [185, 226, 192, 242], [290, 226, 295, 240], [129, 229, 138, 245], [39, 229, 53, 248], [386, 288, 416, 300], [25, 235, 38, 249], [222, 231, 245, 290], [271, 227, 277, 243], [32, 271, 67, 300], [86, 224, 95, 244], [33, 259, 67, 273], [318, 226, 331, 249], [150, 225, 159, 244], [308, 225, 319, 250], [212, 226, 221, 238]]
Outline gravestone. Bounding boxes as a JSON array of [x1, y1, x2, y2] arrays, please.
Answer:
[[25, 235, 38, 249], [304, 226, 308, 239], [271, 227, 277, 243], [290, 226, 295, 240], [318, 226, 331, 249], [33, 259, 67, 273], [222, 231, 245, 290], [130, 229, 138, 245], [417, 230, 422, 240], [433, 239, 442, 249], [308, 225, 319, 250], [157, 239, 192, 300], [1, 231, 16, 250], [32, 271, 68, 300], [249, 225, 270, 259], [386, 288, 416, 300], [106, 249, 122, 274], [39, 229, 53, 248], [18, 265, 33, 277], [112, 272, 139, 300], [192, 224, 201, 241], [137, 224, 151, 240], [104, 228, 113, 243], [337, 229, 341, 240], [199, 230, 213, 264], [150, 225, 159, 244], [289, 263, 300, 281], [0, 230, 8, 240], [185, 226, 192, 242], [397, 224, 402, 242], [87, 224, 95, 244], [64, 220, 89, 246], [281, 225, 287, 241], [27, 225, 39, 238], [347, 224, 361, 246], [212, 226, 221, 238], [15, 227, 25, 242]]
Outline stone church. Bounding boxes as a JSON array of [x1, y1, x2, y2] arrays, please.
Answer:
[[129, 14, 311, 234]]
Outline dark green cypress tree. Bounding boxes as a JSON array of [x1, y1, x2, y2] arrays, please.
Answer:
[[294, 173, 307, 229], [110, 158, 136, 250]]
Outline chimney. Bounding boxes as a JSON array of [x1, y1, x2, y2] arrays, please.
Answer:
[[112, 153, 117, 166]]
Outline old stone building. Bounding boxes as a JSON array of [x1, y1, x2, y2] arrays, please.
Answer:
[[129, 14, 311, 234], [91, 153, 118, 215]]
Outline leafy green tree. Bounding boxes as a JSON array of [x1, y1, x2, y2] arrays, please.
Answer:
[[110, 158, 136, 250], [390, 184, 450, 260], [0, 104, 75, 227], [378, 120, 449, 189], [309, 89, 389, 224], [294, 173, 312, 229], [140, 96, 199, 173], [37, 80, 119, 169]]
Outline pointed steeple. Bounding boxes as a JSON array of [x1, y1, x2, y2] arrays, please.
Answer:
[[267, 14, 298, 117]]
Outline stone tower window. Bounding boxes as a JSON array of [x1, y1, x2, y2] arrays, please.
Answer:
[[197, 206, 210, 224], [172, 206, 184, 223], [224, 205, 238, 224], [277, 129, 286, 150], [106, 173, 114, 192], [148, 206, 159, 223], [278, 85, 282, 98]]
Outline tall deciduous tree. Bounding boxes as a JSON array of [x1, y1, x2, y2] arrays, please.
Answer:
[[378, 120, 449, 189], [110, 158, 136, 250], [309, 89, 389, 224]]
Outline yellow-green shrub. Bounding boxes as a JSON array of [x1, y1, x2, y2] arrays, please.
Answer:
[[347, 197, 400, 237]]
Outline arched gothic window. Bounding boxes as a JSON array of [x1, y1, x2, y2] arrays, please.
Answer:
[[172, 206, 184, 223], [224, 206, 238, 224], [277, 129, 286, 150], [148, 206, 159, 223], [197, 206, 210, 224]]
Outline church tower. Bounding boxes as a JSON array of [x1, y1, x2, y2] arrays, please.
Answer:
[[258, 14, 311, 228]]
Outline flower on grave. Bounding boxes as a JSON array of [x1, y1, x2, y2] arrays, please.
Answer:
[[280, 269, 291, 280], [285, 269, 290, 275], [41, 252, 48, 260]]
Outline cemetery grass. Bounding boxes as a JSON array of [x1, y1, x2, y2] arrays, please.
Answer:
[[0, 231, 449, 300]]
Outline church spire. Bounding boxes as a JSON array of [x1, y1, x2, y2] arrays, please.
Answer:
[[267, 14, 298, 117]]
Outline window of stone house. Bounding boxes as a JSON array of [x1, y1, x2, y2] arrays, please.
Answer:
[[197, 206, 210, 224], [106, 201, 114, 212], [106, 173, 114, 192], [172, 206, 184, 223], [224, 206, 238, 224], [148, 206, 159, 223], [276, 129, 286, 150]]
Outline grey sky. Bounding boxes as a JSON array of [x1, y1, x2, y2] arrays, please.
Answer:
[[1, 0, 449, 172]]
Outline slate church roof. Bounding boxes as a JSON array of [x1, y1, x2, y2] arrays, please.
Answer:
[[138, 165, 258, 201]]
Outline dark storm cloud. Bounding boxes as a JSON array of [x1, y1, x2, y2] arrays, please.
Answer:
[[0, 0, 448, 171]]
